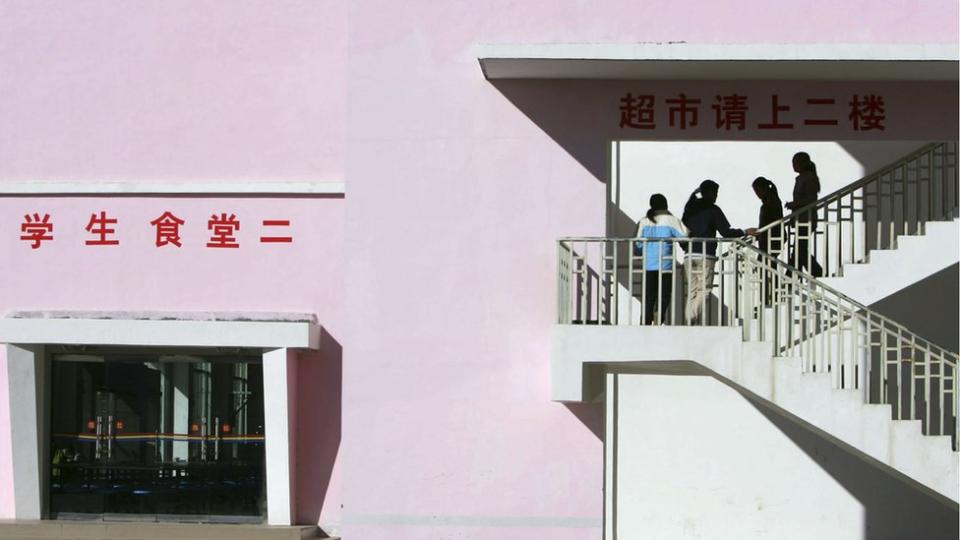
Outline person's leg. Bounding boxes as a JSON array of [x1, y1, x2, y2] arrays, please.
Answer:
[[701, 260, 717, 325], [660, 273, 673, 324], [644, 270, 658, 325], [685, 258, 704, 324]]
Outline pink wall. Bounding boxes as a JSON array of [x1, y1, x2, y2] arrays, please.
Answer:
[[0, 0, 957, 535], [341, 1, 956, 538], [0, 0, 346, 181]]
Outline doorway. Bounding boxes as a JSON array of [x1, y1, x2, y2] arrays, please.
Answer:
[[48, 348, 266, 522]]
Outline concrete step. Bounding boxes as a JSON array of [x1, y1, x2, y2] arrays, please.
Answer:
[[823, 218, 959, 306], [0, 521, 333, 540]]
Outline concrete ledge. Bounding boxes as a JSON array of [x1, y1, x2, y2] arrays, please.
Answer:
[[478, 43, 960, 80], [0, 313, 321, 349], [0, 520, 332, 539], [0, 181, 345, 196], [552, 324, 744, 401]]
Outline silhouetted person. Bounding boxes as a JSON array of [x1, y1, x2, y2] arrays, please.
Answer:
[[785, 152, 824, 277], [635, 194, 687, 325], [682, 180, 755, 324], [752, 176, 784, 255], [752, 176, 784, 305]]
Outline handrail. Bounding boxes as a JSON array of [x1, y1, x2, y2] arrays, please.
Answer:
[[557, 235, 959, 448], [754, 142, 945, 236], [558, 234, 959, 361], [732, 238, 959, 363]]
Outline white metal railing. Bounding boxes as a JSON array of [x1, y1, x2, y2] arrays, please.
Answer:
[[754, 141, 958, 277], [557, 236, 958, 449]]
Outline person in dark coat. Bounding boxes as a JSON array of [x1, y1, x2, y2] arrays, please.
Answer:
[[752, 176, 784, 305], [752, 176, 784, 255], [681, 179, 754, 323], [785, 152, 824, 277]]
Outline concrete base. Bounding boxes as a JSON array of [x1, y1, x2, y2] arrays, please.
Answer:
[[0, 520, 332, 540]]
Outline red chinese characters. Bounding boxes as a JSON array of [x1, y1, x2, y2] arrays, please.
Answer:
[[260, 220, 293, 243], [666, 93, 701, 129], [619, 93, 656, 129], [713, 94, 748, 131], [849, 94, 886, 131], [207, 213, 240, 248], [804, 98, 839, 126], [150, 211, 185, 247], [19, 211, 294, 250], [618, 92, 887, 132], [85, 211, 119, 245], [20, 213, 53, 249], [757, 94, 794, 130]]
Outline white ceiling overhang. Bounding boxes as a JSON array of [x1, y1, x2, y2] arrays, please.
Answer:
[[477, 43, 960, 81]]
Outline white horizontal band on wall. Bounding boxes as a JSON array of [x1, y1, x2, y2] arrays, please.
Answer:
[[0, 181, 345, 196], [477, 43, 960, 80], [477, 43, 960, 62], [0, 316, 321, 349]]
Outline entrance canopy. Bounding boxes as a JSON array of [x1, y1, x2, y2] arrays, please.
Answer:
[[477, 43, 960, 80]]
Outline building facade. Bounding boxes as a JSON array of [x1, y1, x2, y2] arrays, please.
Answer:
[[1, 1, 958, 538]]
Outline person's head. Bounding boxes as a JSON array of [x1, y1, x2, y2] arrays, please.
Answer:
[[698, 179, 719, 204], [752, 176, 777, 199], [646, 193, 668, 221], [792, 151, 814, 173]]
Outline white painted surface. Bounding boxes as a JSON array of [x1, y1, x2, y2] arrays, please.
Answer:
[[477, 43, 960, 80], [607, 372, 869, 539], [1, 317, 311, 522], [263, 348, 296, 526], [0, 317, 320, 349], [171, 363, 190, 461], [822, 219, 960, 306], [4, 345, 45, 519], [553, 325, 960, 502], [609, 141, 926, 238], [0, 181, 345, 196]]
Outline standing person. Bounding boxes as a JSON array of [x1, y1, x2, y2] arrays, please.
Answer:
[[635, 194, 687, 325], [681, 180, 755, 324], [785, 152, 824, 277], [752, 177, 784, 305], [752, 176, 784, 256]]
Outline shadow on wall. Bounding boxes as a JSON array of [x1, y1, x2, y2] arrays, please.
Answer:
[[869, 263, 959, 352], [564, 402, 603, 439], [742, 393, 959, 539], [295, 328, 342, 527], [490, 80, 609, 183]]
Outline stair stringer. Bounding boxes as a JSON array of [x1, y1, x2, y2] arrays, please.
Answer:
[[551, 325, 958, 503], [730, 341, 958, 504]]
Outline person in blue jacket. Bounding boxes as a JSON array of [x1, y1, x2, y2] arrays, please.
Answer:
[[681, 180, 755, 324], [635, 194, 687, 324]]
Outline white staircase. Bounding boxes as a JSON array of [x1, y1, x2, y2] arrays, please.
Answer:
[[554, 142, 960, 538], [553, 325, 959, 503], [823, 218, 959, 306]]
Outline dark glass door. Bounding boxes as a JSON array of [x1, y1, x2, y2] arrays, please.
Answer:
[[49, 352, 265, 522]]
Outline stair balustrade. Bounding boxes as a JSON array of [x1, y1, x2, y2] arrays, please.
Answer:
[[754, 141, 958, 278], [557, 236, 958, 449]]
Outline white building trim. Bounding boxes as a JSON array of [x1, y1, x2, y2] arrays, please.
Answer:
[[0, 314, 320, 349], [477, 43, 960, 80], [1, 313, 320, 525], [0, 181, 345, 196]]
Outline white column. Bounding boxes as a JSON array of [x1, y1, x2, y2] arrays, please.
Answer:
[[604, 372, 617, 540], [172, 362, 190, 461], [6, 344, 46, 519], [263, 347, 298, 525]]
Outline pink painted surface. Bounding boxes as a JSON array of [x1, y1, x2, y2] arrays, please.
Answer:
[[0, 347, 12, 518], [0, 0, 957, 534], [0, 1, 346, 181], [0, 197, 345, 524]]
